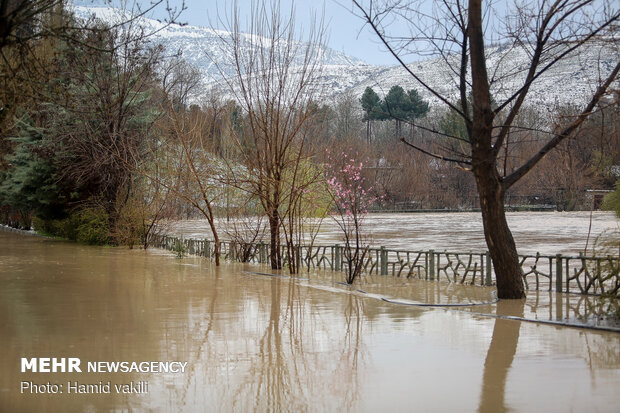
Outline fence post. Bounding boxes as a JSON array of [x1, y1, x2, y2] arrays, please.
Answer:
[[429, 250, 435, 280], [485, 253, 492, 286], [565, 258, 569, 293], [335, 244, 341, 271], [555, 254, 563, 292], [380, 247, 388, 276], [205, 241, 211, 259]]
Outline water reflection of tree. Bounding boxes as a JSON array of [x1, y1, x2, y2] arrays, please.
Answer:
[[236, 278, 365, 411], [337, 294, 365, 411], [478, 300, 524, 413], [167, 264, 222, 409], [255, 278, 288, 410]]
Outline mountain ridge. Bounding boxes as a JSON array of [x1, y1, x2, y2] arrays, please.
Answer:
[[72, 5, 619, 110]]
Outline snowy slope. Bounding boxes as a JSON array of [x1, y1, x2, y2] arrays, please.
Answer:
[[357, 41, 619, 110], [72, 5, 619, 109]]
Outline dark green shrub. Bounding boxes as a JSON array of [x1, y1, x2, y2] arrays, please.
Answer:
[[75, 208, 110, 245]]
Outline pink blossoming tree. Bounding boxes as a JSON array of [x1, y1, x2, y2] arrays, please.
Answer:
[[326, 149, 379, 284]]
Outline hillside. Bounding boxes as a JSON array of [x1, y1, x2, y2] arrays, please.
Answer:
[[72, 5, 619, 109]]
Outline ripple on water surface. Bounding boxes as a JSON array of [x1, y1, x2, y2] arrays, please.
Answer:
[[1, 230, 619, 412]]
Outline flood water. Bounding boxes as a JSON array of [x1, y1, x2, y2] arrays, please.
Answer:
[[1, 230, 620, 412], [170, 211, 619, 256]]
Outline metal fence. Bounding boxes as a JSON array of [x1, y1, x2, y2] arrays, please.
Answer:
[[151, 235, 620, 296]]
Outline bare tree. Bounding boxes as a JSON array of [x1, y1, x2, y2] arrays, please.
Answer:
[[333, 89, 365, 141], [160, 56, 201, 110], [212, 0, 327, 270], [63, 22, 166, 212], [0, 0, 184, 50], [150, 100, 225, 265], [1, 0, 65, 50], [109, 171, 176, 248], [353, 0, 620, 298]]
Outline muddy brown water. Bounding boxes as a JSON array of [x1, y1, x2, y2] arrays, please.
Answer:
[[1, 231, 619, 412], [170, 211, 619, 256]]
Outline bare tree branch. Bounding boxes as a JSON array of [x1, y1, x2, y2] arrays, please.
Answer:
[[503, 58, 620, 189]]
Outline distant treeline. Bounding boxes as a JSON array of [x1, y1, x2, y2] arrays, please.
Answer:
[[1, 2, 619, 250]]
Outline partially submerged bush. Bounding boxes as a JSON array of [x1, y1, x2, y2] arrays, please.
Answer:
[[172, 237, 187, 259], [110, 197, 146, 248], [32, 207, 110, 245], [75, 208, 110, 245], [32, 214, 79, 240], [602, 179, 620, 218], [584, 229, 620, 299]]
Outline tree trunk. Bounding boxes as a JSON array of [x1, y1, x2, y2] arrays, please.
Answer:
[[268, 211, 281, 270], [474, 166, 525, 299], [205, 208, 220, 266], [213, 233, 220, 266], [469, 0, 524, 299]]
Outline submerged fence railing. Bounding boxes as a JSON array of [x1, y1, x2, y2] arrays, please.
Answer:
[[151, 235, 620, 297]]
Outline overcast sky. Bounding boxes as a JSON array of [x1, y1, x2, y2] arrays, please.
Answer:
[[74, 0, 401, 66]]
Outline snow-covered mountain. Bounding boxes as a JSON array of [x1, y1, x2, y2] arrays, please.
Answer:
[[72, 5, 618, 110], [71, 6, 367, 75]]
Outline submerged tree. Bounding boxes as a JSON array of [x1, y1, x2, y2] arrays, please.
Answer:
[[353, 0, 620, 298], [212, 0, 327, 270], [153, 101, 224, 264], [325, 147, 378, 284]]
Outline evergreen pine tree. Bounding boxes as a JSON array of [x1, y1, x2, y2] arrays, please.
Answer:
[[360, 87, 381, 143]]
